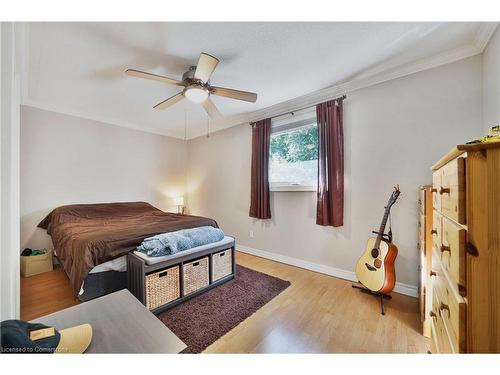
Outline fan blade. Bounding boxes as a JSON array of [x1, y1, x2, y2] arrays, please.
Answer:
[[194, 53, 219, 82], [202, 97, 221, 119], [211, 86, 257, 103], [153, 93, 184, 110], [126, 69, 184, 87]]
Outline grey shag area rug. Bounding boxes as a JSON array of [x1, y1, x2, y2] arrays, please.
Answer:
[[157, 265, 291, 353]]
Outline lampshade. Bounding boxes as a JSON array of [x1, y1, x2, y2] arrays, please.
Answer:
[[172, 196, 185, 206]]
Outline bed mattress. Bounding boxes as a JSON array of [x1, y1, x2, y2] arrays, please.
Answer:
[[88, 255, 127, 274], [77, 256, 127, 298]]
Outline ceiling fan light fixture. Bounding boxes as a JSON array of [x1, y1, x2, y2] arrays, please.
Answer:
[[184, 86, 209, 103], [127, 52, 257, 117]]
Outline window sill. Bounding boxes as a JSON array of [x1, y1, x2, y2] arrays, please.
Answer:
[[270, 185, 317, 192]]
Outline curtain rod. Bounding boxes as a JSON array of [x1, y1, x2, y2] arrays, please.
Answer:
[[249, 94, 346, 125]]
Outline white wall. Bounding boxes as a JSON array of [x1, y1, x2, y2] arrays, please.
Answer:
[[187, 56, 483, 290], [20, 106, 188, 251], [1, 22, 21, 320], [483, 26, 500, 134]]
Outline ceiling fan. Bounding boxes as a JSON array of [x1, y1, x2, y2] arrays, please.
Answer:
[[125, 53, 258, 119]]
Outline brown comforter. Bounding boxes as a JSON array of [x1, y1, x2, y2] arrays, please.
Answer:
[[38, 202, 218, 294]]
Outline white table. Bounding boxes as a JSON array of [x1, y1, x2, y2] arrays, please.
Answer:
[[32, 289, 186, 353]]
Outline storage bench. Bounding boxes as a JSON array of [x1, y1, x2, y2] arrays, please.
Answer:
[[127, 236, 236, 314]]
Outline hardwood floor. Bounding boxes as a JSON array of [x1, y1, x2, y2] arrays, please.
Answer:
[[20, 265, 80, 321], [20, 251, 429, 353]]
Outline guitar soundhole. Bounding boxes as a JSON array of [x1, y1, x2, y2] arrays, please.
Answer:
[[371, 248, 379, 258]]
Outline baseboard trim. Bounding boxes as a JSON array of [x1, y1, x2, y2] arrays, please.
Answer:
[[237, 245, 418, 298]]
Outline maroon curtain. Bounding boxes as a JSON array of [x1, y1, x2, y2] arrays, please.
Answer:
[[249, 118, 272, 219], [316, 98, 344, 227]]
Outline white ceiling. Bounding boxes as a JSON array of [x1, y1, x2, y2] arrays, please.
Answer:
[[23, 22, 495, 139]]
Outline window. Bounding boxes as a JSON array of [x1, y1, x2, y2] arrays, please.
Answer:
[[269, 109, 318, 191]]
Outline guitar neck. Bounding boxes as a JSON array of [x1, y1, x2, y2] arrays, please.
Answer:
[[375, 206, 391, 248]]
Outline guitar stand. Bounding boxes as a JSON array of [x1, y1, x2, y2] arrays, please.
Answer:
[[352, 283, 392, 315]]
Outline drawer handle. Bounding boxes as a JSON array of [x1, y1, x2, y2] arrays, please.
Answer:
[[220, 252, 225, 257], [458, 284, 467, 297], [430, 229, 437, 235], [439, 187, 450, 195], [440, 244, 451, 253], [429, 311, 437, 318], [431, 188, 437, 193], [192, 261, 200, 267], [439, 302, 450, 312], [466, 242, 479, 257], [159, 271, 168, 278], [429, 270, 437, 277]]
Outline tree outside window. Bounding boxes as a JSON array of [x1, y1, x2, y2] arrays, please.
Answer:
[[269, 121, 318, 189]]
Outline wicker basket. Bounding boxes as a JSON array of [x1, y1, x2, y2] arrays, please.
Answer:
[[183, 257, 209, 296], [212, 249, 232, 281], [145, 265, 180, 310]]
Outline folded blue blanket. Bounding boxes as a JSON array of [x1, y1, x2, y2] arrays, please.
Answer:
[[137, 226, 225, 257]]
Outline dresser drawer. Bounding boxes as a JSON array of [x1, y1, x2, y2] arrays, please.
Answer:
[[440, 216, 466, 296], [432, 171, 441, 211], [439, 157, 466, 224], [430, 294, 453, 354], [430, 319, 439, 353], [430, 320, 439, 354], [431, 258, 466, 353]]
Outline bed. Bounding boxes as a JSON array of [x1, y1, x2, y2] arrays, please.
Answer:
[[38, 201, 218, 300]]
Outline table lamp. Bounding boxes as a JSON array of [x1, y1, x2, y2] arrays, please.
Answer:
[[172, 196, 185, 214]]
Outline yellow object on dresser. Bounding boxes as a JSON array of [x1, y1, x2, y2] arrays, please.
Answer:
[[429, 141, 500, 353]]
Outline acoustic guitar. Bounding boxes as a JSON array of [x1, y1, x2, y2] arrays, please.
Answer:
[[355, 186, 400, 294]]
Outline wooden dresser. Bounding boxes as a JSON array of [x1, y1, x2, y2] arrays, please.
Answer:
[[428, 142, 500, 353], [418, 186, 433, 338]]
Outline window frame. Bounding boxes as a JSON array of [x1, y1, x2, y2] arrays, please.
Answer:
[[268, 109, 318, 192]]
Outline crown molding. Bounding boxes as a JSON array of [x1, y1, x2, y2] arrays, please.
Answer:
[[22, 99, 185, 140], [20, 22, 498, 141], [474, 22, 498, 52], [195, 45, 483, 139], [19, 23, 186, 140], [189, 22, 499, 139]]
